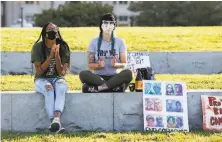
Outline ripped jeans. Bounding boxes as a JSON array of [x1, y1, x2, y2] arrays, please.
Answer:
[[34, 78, 68, 121]]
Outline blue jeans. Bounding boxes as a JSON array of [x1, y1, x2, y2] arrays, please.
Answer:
[[34, 78, 68, 121]]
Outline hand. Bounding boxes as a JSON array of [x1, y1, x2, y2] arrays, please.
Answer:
[[111, 56, 116, 67], [98, 58, 105, 68], [55, 44, 60, 58], [49, 45, 56, 58]]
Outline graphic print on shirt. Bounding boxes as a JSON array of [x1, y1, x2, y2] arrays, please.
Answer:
[[98, 49, 117, 59], [46, 57, 56, 76]]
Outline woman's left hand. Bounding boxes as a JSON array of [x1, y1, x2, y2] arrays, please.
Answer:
[[55, 44, 60, 57], [111, 56, 116, 67]]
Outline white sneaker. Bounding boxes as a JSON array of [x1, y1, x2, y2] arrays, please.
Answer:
[[55, 127, 65, 134], [49, 117, 61, 132]]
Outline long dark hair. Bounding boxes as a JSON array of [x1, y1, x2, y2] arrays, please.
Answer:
[[34, 22, 71, 72]]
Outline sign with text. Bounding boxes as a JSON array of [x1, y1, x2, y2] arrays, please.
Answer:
[[126, 52, 151, 73], [143, 81, 189, 132], [201, 95, 222, 131]]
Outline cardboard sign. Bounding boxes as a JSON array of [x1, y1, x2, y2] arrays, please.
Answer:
[[201, 95, 222, 131], [143, 81, 189, 132], [126, 52, 151, 73]]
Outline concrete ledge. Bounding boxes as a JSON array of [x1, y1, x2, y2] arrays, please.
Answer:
[[1, 52, 222, 74], [1, 90, 222, 132], [166, 52, 222, 74], [63, 93, 113, 132], [114, 93, 143, 131], [1, 92, 113, 132], [1, 92, 11, 131]]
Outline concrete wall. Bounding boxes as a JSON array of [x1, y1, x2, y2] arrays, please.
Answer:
[[2, 90, 222, 132], [1, 52, 222, 75]]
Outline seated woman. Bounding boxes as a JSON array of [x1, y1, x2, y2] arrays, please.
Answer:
[[31, 22, 70, 133], [79, 13, 133, 93]]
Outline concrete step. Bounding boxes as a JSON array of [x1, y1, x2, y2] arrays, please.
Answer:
[[1, 90, 222, 132], [1, 52, 222, 75]]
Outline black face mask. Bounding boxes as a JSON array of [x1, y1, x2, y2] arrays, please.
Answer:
[[46, 31, 57, 40]]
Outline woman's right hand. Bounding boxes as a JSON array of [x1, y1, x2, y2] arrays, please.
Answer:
[[98, 58, 105, 68], [49, 46, 56, 58]]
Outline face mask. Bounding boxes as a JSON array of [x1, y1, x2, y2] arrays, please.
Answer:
[[46, 31, 58, 40], [101, 20, 115, 34], [46, 23, 58, 40]]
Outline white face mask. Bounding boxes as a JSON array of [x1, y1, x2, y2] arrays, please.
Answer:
[[101, 20, 115, 34]]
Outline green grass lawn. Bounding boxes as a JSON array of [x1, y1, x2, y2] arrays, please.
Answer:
[[1, 131, 222, 142], [1, 74, 222, 91], [1, 27, 222, 52]]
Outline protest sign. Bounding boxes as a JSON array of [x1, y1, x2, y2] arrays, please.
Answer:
[[143, 81, 189, 132], [126, 52, 151, 74], [201, 95, 222, 131]]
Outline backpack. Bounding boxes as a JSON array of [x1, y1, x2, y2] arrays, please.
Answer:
[[137, 67, 155, 80]]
